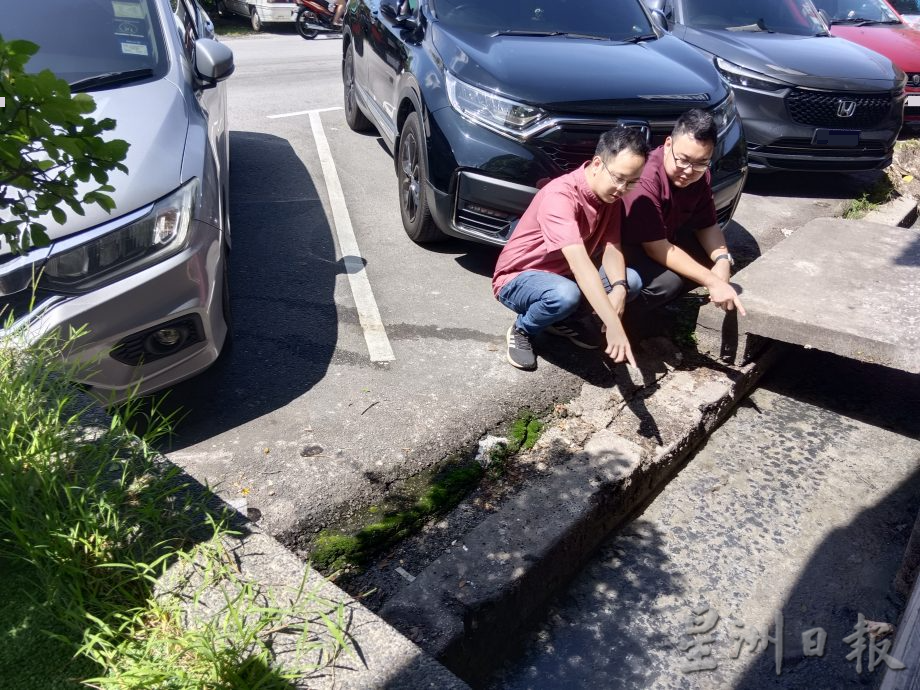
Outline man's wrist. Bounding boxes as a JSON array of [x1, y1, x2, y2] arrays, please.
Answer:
[[609, 279, 629, 293]]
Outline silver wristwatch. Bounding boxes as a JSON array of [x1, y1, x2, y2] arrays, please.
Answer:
[[714, 252, 734, 266]]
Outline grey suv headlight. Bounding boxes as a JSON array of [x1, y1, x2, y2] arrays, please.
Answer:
[[716, 57, 791, 94], [43, 179, 198, 292], [710, 90, 738, 138], [445, 73, 548, 140]]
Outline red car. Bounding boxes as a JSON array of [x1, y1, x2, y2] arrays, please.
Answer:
[[813, 0, 920, 127]]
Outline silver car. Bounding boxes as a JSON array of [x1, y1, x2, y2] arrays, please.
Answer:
[[2, 0, 234, 400]]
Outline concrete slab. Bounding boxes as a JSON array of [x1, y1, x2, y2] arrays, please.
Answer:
[[696, 218, 920, 373]]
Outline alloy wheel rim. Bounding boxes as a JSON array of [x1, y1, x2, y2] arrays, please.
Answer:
[[400, 132, 420, 222]]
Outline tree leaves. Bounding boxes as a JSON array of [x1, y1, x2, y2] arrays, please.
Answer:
[[0, 35, 130, 255]]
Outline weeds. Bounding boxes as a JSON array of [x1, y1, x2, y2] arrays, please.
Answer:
[[843, 175, 897, 219], [0, 324, 351, 687], [310, 410, 545, 573]]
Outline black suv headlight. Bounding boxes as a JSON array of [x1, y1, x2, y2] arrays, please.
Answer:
[[711, 90, 738, 138], [42, 179, 199, 292], [445, 73, 548, 140], [716, 57, 791, 94]]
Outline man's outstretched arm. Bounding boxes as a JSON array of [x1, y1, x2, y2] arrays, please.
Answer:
[[561, 243, 636, 367], [642, 238, 746, 314]]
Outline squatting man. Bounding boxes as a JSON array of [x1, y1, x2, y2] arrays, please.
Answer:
[[491, 111, 745, 371]]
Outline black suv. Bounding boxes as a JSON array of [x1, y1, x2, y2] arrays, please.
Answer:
[[342, 0, 747, 245]]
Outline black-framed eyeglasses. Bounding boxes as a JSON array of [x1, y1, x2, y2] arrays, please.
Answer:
[[669, 145, 711, 173], [601, 159, 639, 191]]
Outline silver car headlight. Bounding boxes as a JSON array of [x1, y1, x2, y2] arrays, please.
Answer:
[[43, 179, 198, 292], [445, 72, 547, 140], [716, 57, 791, 94], [710, 90, 738, 138]]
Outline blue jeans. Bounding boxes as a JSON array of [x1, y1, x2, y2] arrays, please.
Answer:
[[497, 267, 642, 336]]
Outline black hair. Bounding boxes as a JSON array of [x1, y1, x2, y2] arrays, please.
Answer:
[[672, 108, 717, 145], [595, 126, 650, 161]]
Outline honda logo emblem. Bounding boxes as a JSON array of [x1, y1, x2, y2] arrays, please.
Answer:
[[837, 100, 857, 118]]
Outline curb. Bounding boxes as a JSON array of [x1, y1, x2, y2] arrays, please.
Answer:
[[863, 195, 918, 227], [378, 343, 783, 685]]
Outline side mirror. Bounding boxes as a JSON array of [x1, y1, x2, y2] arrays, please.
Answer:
[[644, 0, 666, 11], [195, 38, 234, 87]]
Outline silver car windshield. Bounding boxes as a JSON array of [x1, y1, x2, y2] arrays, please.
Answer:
[[812, 0, 901, 23], [683, 0, 828, 34], [6, 0, 168, 88], [430, 0, 656, 42]]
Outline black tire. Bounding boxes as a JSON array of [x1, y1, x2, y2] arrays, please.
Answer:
[[397, 112, 445, 243], [343, 44, 372, 132], [250, 7, 262, 31], [295, 9, 319, 39]]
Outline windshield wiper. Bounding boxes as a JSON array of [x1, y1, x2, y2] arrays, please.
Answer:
[[490, 29, 609, 40], [622, 33, 657, 43], [69, 68, 154, 93]]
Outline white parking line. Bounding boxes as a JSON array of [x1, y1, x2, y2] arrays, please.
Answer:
[[308, 109, 396, 363], [268, 106, 342, 120]]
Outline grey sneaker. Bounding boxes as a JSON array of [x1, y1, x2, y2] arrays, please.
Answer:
[[545, 316, 603, 349], [506, 325, 536, 370]]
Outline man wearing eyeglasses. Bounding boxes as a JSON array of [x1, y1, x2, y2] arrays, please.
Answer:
[[621, 109, 745, 321], [492, 127, 649, 371]]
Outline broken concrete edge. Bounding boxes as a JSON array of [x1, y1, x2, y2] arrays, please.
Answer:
[[73, 395, 469, 690], [880, 510, 920, 690], [863, 195, 919, 228], [377, 344, 785, 686]]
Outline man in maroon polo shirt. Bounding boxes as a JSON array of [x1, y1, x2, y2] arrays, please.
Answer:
[[621, 109, 745, 318], [492, 127, 648, 371]]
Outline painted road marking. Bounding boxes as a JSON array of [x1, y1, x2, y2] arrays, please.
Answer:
[[308, 109, 396, 363], [268, 106, 342, 120]]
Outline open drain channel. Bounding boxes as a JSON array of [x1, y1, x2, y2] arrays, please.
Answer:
[[487, 348, 920, 690]]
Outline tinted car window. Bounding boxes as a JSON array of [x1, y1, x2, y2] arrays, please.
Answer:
[[6, 0, 168, 86], [890, 0, 920, 11], [683, 0, 827, 34], [431, 0, 655, 41], [813, 0, 900, 21]]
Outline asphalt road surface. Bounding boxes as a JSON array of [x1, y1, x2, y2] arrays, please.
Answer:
[[159, 33, 885, 548], [489, 348, 920, 690]]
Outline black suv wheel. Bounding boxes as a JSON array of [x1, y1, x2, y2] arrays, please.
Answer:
[[397, 112, 444, 243], [343, 44, 372, 132]]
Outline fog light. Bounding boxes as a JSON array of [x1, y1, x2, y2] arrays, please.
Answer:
[[145, 326, 188, 355]]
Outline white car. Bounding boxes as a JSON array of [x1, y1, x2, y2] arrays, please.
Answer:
[[214, 0, 298, 30]]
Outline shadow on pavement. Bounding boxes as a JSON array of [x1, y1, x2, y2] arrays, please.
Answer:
[[159, 130, 339, 450], [731, 466, 920, 690], [485, 518, 684, 690]]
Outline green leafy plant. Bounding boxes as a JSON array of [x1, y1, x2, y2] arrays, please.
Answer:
[[0, 36, 129, 254]]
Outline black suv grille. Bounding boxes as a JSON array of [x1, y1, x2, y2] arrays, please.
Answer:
[[534, 122, 668, 173], [785, 90, 892, 129]]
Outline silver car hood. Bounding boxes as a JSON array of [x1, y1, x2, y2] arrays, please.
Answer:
[[1, 77, 188, 257]]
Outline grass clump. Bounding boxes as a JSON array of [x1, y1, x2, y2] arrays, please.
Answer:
[[0, 325, 351, 687], [843, 175, 897, 219]]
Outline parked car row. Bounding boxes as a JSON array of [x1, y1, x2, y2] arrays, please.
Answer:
[[341, 0, 912, 247], [3, 0, 917, 401]]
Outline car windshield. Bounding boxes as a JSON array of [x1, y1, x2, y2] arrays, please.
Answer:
[[430, 0, 656, 42], [812, 0, 902, 23], [890, 0, 919, 12], [683, 0, 828, 34], [5, 0, 168, 88]]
